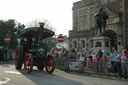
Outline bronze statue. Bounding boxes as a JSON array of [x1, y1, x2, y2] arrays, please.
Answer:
[[95, 8, 108, 35]]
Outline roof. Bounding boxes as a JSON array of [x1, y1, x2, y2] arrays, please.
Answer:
[[20, 27, 54, 39]]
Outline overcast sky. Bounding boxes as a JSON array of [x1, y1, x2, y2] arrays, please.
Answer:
[[0, 0, 80, 36]]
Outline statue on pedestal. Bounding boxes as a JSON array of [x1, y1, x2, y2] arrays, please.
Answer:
[[95, 8, 108, 35]]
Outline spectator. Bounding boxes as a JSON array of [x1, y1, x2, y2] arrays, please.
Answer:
[[71, 53, 76, 60], [121, 46, 126, 54], [114, 49, 121, 78], [71, 48, 76, 60], [4, 47, 8, 62], [78, 49, 82, 55], [63, 48, 68, 59], [110, 47, 117, 73], [86, 51, 92, 69], [76, 49, 82, 61], [61, 46, 65, 54], [120, 50, 128, 79], [0, 47, 4, 61], [71, 48, 76, 54], [79, 54, 85, 72], [92, 51, 97, 67], [106, 53, 112, 70], [7, 48, 12, 60], [58, 48, 62, 58], [76, 54, 80, 62], [96, 48, 103, 72], [82, 48, 88, 58], [53, 48, 58, 57]]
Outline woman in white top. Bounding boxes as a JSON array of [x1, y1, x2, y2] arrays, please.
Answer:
[[79, 54, 85, 72], [106, 53, 111, 69], [92, 51, 97, 67]]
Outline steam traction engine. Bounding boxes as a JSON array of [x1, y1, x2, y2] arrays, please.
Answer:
[[15, 23, 55, 73]]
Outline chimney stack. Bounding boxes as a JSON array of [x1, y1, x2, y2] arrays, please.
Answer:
[[39, 22, 45, 29]]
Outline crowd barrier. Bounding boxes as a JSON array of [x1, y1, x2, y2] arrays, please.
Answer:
[[55, 58, 116, 77]]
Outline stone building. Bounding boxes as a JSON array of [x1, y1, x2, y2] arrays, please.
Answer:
[[69, 0, 128, 51]]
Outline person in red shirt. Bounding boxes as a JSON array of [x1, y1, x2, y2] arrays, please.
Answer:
[[120, 50, 128, 79]]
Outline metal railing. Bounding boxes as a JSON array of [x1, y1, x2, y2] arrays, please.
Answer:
[[55, 58, 116, 77]]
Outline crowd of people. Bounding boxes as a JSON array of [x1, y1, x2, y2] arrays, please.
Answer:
[[108, 47, 128, 79], [51, 46, 128, 79], [0, 46, 12, 62]]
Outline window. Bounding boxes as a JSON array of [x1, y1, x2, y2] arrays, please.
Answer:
[[79, 8, 89, 30], [90, 40, 93, 48], [81, 40, 85, 48], [90, 14, 95, 27], [73, 41, 77, 48], [95, 42, 102, 47], [90, 7, 97, 28]]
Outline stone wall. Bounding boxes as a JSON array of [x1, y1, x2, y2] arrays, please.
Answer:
[[95, 0, 123, 14], [125, 0, 128, 46], [69, 0, 128, 49], [125, 0, 128, 28]]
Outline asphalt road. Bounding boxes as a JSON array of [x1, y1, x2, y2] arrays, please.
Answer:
[[0, 64, 128, 85]]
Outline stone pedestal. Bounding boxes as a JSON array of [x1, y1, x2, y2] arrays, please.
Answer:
[[93, 36, 111, 59]]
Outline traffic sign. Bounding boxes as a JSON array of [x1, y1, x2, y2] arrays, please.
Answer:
[[57, 35, 64, 43], [4, 36, 10, 43]]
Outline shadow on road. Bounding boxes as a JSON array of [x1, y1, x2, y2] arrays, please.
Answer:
[[16, 68, 85, 85]]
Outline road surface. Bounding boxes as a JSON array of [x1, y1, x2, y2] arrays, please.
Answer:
[[0, 64, 127, 85]]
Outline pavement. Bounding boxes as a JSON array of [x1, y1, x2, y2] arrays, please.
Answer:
[[66, 70, 128, 81], [0, 60, 14, 64]]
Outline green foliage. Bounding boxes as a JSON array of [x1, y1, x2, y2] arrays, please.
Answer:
[[0, 19, 25, 49]]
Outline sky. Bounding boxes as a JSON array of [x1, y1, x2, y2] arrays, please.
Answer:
[[0, 0, 80, 36]]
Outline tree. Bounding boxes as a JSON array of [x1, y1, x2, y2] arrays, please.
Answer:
[[15, 22, 25, 35], [0, 19, 25, 49]]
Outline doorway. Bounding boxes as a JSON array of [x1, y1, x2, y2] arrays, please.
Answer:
[[104, 30, 117, 50]]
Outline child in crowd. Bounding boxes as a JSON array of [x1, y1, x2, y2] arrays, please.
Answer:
[[92, 51, 97, 67], [86, 51, 92, 69], [76, 49, 82, 61]]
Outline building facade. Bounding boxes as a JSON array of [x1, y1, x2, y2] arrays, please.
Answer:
[[69, 0, 128, 51]]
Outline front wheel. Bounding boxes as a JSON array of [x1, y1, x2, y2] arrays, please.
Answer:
[[24, 53, 33, 73], [45, 55, 55, 73]]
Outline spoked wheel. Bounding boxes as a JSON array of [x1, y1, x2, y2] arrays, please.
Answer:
[[45, 56, 55, 73], [15, 47, 23, 69], [24, 53, 33, 73]]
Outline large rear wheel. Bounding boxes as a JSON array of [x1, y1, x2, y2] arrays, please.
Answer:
[[15, 48, 18, 68], [45, 55, 55, 73], [24, 53, 33, 73], [15, 47, 23, 69]]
